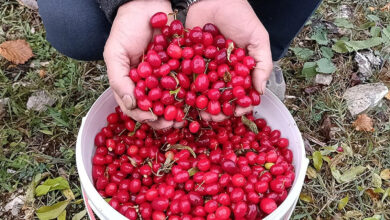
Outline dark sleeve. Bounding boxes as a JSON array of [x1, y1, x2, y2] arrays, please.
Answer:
[[96, 0, 131, 22]]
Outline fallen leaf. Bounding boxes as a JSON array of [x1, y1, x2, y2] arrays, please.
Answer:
[[304, 85, 321, 95], [338, 194, 349, 210], [371, 173, 382, 188], [381, 2, 390, 11], [380, 169, 390, 180], [368, 6, 376, 12], [299, 193, 313, 203], [57, 210, 66, 220], [71, 210, 87, 220], [0, 40, 34, 64], [353, 114, 375, 132], [36, 200, 70, 220], [313, 151, 323, 171], [364, 215, 382, 220], [306, 166, 318, 179], [320, 114, 334, 141], [350, 72, 362, 86], [38, 69, 46, 78], [340, 166, 366, 183], [344, 210, 363, 218], [365, 188, 380, 201], [385, 91, 390, 100], [382, 188, 390, 202]]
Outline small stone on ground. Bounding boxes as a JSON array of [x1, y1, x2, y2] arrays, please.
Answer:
[[343, 83, 389, 116], [3, 195, 25, 216], [315, 74, 333, 85], [355, 51, 383, 81], [26, 90, 56, 112]]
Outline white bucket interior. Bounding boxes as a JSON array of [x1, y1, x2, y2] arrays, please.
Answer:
[[76, 88, 309, 220]]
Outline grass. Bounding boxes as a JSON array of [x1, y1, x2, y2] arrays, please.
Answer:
[[0, 0, 389, 219]]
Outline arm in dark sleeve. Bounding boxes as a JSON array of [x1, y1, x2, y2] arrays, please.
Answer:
[[96, 0, 131, 22], [248, 0, 322, 60]]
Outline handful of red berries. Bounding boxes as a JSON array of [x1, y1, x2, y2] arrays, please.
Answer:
[[131, 12, 261, 122], [92, 106, 295, 219]]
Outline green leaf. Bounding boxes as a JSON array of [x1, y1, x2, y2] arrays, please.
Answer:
[[291, 47, 314, 61], [382, 26, 390, 43], [299, 193, 313, 203], [338, 195, 349, 210], [370, 26, 381, 37], [169, 87, 181, 95], [320, 145, 338, 156], [39, 130, 53, 135], [345, 37, 383, 51], [334, 18, 354, 28], [36, 200, 70, 220], [35, 177, 70, 196], [72, 210, 87, 220], [35, 185, 51, 196], [320, 47, 334, 59], [311, 28, 329, 45], [340, 166, 366, 183], [312, 151, 323, 171], [57, 210, 66, 220], [188, 167, 199, 177], [359, 21, 376, 30], [367, 14, 380, 22], [241, 115, 259, 134], [331, 167, 342, 183], [332, 40, 350, 53], [382, 188, 390, 202], [316, 58, 336, 74], [371, 173, 382, 188], [62, 188, 75, 200], [301, 62, 317, 79]]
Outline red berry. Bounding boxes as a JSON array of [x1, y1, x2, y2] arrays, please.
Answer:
[[189, 121, 200, 133], [164, 105, 178, 121], [194, 74, 209, 92], [196, 95, 208, 109], [150, 12, 168, 28], [207, 100, 221, 115], [192, 56, 206, 74], [137, 62, 152, 78], [260, 198, 277, 214], [167, 44, 182, 59], [137, 98, 152, 111]]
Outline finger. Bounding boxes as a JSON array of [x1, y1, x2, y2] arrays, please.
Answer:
[[234, 105, 254, 117], [247, 29, 273, 95], [210, 113, 229, 122], [147, 117, 174, 130], [200, 111, 212, 121], [114, 93, 157, 122], [104, 41, 136, 110], [173, 121, 185, 129]]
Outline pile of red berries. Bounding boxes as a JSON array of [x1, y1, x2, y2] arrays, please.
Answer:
[[92, 106, 295, 219], [131, 12, 261, 122]]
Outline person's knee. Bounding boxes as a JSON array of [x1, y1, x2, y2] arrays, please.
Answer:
[[38, 0, 110, 61]]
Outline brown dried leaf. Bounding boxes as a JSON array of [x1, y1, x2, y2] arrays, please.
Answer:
[[241, 115, 259, 134], [320, 114, 334, 141], [0, 40, 33, 64], [223, 71, 231, 83], [350, 72, 361, 86], [368, 7, 376, 12], [304, 85, 321, 95], [365, 188, 380, 201], [385, 91, 390, 100], [16, 0, 38, 10], [352, 114, 375, 132], [38, 69, 46, 78]]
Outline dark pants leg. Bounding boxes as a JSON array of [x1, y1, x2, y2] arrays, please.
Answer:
[[38, 0, 111, 61], [249, 0, 323, 61]]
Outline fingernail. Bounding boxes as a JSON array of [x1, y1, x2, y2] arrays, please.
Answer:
[[123, 95, 134, 110]]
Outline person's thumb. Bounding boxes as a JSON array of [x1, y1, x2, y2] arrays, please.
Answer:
[[104, 45, 136, 110], [247, 35, 273, 95]]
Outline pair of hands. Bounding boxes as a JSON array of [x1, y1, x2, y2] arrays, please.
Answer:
[[104, 0, 273, 130]]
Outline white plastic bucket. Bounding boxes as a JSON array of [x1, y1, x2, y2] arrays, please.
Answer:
[[76, 87, 309, 220]]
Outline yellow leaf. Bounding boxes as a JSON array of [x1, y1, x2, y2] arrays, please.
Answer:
[[62, 188, 75, 200], [380, 169, 390, 180], [313, 151, 323, 171], [338, 194, 349, 210], [299, 193, 313, 203], [352, 114, 374, 132], [306, 166, 318, 179], [57, 210, 66, 220], [0, 40, 33, 64]]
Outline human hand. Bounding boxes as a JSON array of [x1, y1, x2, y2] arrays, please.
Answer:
[[104, 0, 178, 130], [186, 0, 273, 122]]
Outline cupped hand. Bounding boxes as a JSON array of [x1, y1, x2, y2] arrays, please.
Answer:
[[104, 0, 178, 130], [186, 0, 273, 122]]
